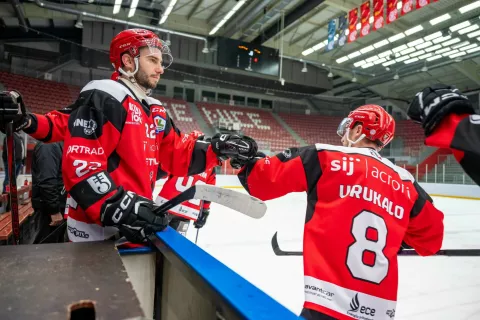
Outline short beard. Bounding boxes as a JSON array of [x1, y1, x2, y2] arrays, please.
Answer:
[[134, 69, 157, 90]]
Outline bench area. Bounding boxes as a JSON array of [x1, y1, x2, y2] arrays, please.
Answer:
[[0, 185, 34, 244]]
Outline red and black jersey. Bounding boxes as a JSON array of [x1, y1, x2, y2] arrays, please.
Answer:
[[25, 79, 219, 241], [425, 113, 480, 186], [156, 167, 216, 220], [238, 144, 444, 319]]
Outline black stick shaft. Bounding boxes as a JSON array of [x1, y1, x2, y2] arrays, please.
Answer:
[[6, 123, 19, 245]]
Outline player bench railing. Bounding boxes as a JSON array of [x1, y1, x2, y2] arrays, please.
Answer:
[[119, 227, 302, 320], [0, 185, 33, 244]]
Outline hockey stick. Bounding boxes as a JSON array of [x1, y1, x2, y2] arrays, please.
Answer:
[[153, 185, 266, 219], [195, 200, 204, 245], [271, 232, 480, 257], [6, 122, 20, 245]]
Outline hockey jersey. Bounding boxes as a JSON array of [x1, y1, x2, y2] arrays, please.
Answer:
[[238, 144, 444, 320], [425, 113, 480, 186], [25, 78, 219, 241], [156, 167, 216, 220]]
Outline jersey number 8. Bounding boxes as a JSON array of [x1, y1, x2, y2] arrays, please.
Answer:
[[346, 210, 389, 284]]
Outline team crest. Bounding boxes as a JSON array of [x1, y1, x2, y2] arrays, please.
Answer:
[[154, 115, 166, 133]]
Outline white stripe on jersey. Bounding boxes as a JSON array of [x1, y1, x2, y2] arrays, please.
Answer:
[[315, 144, 415, 182], [81, 79, 135, 103]]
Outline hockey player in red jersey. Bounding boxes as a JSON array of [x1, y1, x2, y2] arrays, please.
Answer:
[[407, 84, 480, 186], [0, 29, 257, 243], [237, 105, 444, 320], [156, 130, 217, 236]]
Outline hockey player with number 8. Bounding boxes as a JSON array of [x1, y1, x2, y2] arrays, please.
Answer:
[[237, 105, 444, 319]]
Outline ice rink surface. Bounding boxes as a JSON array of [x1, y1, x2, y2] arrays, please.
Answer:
[[180, 189, 480, 320]]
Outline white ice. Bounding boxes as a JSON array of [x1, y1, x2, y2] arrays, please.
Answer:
[[180, 189, 480, 320]]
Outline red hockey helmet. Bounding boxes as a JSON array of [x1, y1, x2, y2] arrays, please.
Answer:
[[337, 104, 395, 148], [109, 28, 173, 79]]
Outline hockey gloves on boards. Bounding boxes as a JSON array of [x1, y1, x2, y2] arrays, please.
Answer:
[[211, 133, 258, 165], [0, 90, 31, 133], [194, 208, 209, 229], [101, 187, 170, 244], [407, 84, 474, 136]]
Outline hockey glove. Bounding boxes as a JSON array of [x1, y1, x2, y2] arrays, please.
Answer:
[[0, 91, 31, 133], [407, 84, 474, 136], [230, 151, 267, 169], [101, 187, 170, 244], [211, 133, 258, 162], [194, 209, 209, 229]]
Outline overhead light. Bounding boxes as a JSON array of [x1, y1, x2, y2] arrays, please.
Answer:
[[453, 41, 471, 49], [427, 55, 443, 61], [328, 71, 333, 78], [160, 0, 179, 24], [202, 43, 209, 53], [419, 52, 433, 60], [421, 64, 428, 72], [404, 57, 419, 64], [396, 56, 410, 62], [442, 38, 461, 46], [383, 60, 396, 67], [75, 15, 83, 29], [378, 50, 392, 58], [407, 38, 424, 47], [301, 65, 308, 73], [388, 33, 405, 42], [336, 56, 349, 64], [424, 44, 442, 52], [467, 30, 480, 38], [208, 0, 246, 34], [348, 51, 362, 59], [373, 58, 387, 65], [373, 39, 389, 48], [352, 75, 357, 82], [400, 47, 416, 55], [430, 14, 451, 25], [432, 35, 451, 44], [416, 41, 432, 50], [460, 43, 478, 51], [424, 31, 443, 41], [385, 67, 391, 71], [442, 49, 459, 56], [435, 47, 451, 54], [458, 24, 479, 35], [450, 21, 471, 32], [393, 73, 399, 80], [392, 44, 408, 53], [113, 0, 122, 14], [366, 55, 379, 62], [354, 60, 366, 67], [450, 52, 466, 60], [302, 48, 314, 56], [361, 62, 374, 69], [459, 1, 480, 14], [410, 50, 425, 57], [360, 45, 374, 54], [312, 42, 326, 51], [405, 25, 423, 36], [128, 0, 139, 17], [467, 47, 480, 53]]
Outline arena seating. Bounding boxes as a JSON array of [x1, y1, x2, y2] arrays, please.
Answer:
[[154, 97, 202, 133], [279, 113, 344, 146], [395, 120, 425, 156], [0, 72, 78, 113], [197, 102, 297, 152]]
